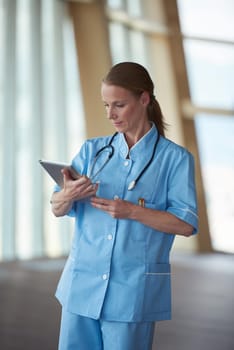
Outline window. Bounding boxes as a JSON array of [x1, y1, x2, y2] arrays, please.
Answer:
[[184, 40, 234, 110], [0, 0, 85, 260], [178, 0, 234, 252], [106, 0, 147, 64], [195, 115, 234, 252]]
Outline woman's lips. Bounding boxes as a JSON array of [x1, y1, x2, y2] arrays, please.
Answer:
[[113, 122, 122, 127]]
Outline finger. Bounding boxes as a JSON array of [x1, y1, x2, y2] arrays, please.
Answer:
[[91, 197, 110, 205], [91, 200, 108, 210], [78, 182, 97, 194], [72, 182, 98, 200], [90, 183, 99, 195], [74, 176, 91, 185], [84, 185, 98, 196], [62, 168, 74, 181]]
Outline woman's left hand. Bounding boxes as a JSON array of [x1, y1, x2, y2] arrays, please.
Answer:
[[91, 196, 134, 219]]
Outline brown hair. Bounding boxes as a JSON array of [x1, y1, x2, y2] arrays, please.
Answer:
[[103, 62, 166, 136]]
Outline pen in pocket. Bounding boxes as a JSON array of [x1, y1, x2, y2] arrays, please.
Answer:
[[138, 198, 145, 207]]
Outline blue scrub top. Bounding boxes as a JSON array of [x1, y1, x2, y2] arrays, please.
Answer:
[[55, 124, 198, 322]]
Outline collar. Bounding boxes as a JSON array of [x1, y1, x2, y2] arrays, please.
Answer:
[[117, 124, 159, 161]]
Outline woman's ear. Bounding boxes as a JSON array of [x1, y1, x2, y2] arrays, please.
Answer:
[[140, 91, 150, 106]]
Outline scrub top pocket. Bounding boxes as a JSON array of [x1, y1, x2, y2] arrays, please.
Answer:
[[143, 263, 171, 316]]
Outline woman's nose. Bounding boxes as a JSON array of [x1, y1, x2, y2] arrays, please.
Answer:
[[107, 107, 117, 120]]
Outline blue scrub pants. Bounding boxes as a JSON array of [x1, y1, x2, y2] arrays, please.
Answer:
[[58, 308, 155, 350]]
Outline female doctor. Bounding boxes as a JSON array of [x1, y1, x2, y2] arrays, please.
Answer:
[[51, 62, 198, 350]]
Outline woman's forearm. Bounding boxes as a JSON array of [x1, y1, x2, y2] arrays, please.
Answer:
[[50, 191, 74, 217], [130, 205, 193, 236]]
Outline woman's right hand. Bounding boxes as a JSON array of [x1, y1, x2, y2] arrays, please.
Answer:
[[50, 168, 98, 217], [62, 168, 98, 202]]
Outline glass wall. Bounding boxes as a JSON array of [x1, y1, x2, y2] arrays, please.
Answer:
[[0, 0, 85, 260], [195, 115, 234, 252], [2, 0, 233, 259], [178, 0, 234, 252]]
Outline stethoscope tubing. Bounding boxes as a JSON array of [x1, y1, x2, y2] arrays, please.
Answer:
[[89, 133, 117, 181], [89, 131, 160, 190]]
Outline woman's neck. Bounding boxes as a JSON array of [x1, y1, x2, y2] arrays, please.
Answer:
[[124, 122, 151, 149]]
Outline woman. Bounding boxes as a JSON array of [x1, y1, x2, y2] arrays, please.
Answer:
[[51, 62, 198, 350]]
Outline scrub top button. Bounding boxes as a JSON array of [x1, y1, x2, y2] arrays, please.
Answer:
[[113, 195, 119, 200], [124, 160, 129, 166], [107, 234, 113, 240], [102, 274, 108, 280]]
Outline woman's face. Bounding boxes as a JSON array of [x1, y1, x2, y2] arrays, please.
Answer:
[[101, 83, 150, 136]]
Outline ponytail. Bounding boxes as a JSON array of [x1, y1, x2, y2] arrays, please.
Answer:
[[147, 96, 167, 137]]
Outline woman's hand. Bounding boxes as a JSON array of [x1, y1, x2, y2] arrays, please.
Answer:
[[62, 168, 98, 202], [51, 168, 98, 217], [90, 197, 133, 219]]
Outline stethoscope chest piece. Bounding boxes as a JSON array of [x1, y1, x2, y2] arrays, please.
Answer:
[[128, 180, 136, 191]]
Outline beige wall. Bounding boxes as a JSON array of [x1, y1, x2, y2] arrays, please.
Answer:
[[69, 1, 113, 138]]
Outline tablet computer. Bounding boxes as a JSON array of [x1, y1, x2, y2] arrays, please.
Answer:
[[39, 160, 81, 187]]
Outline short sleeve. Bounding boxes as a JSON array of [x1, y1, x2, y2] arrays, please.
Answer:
[[166, 151, 198, 234]]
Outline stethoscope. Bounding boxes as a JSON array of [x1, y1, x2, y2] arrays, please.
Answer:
[[89, 131, 160, 191]]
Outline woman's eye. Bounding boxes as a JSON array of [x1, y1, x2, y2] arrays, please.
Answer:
[[103, 103, 125, 109]]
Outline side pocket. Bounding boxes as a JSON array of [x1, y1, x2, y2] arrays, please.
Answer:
[[143, 263, 171, 315]]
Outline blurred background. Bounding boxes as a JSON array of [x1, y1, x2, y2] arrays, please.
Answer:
[[0, 0, 233, 349]]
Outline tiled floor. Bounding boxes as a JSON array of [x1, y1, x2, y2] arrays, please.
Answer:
[[153, 253, 234, 350], [0, 253, 233, 350]]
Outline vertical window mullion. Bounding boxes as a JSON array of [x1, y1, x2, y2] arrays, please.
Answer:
[[30, 0, 44, 256], [52, 0, 70, 254], [53, 0, 67, 160], [2, 0, 17, 259]]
